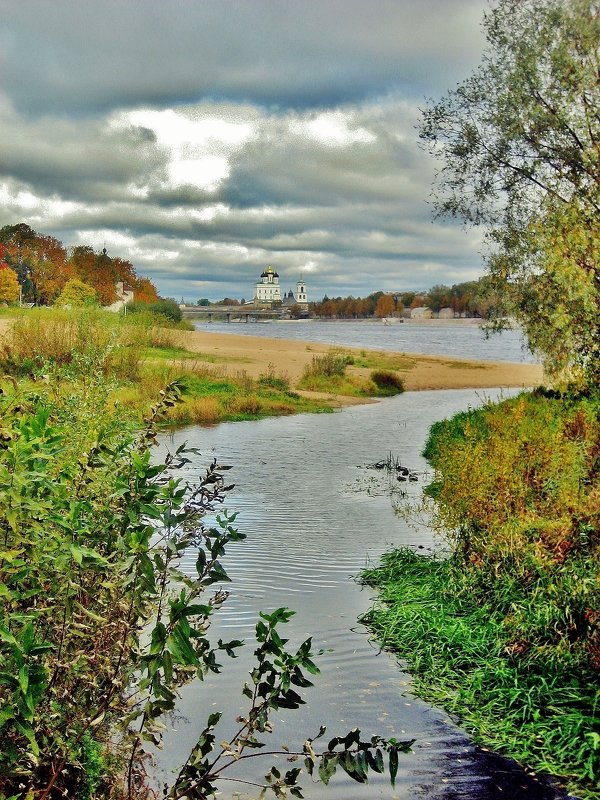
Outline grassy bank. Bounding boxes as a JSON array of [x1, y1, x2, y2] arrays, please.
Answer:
[[361, 391, 599, 799], [0, 308, 334, 424]]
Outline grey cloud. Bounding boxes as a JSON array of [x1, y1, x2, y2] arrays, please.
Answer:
[[2, 0, 485, 118], [0, 106, 165, 202], [0, 2, 489, 301]]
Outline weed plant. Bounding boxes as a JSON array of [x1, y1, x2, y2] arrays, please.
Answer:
[[299, 349, 404, 398], [0, 368, 409, 799], [0, 309, 333, 424], [362, 390, 600, 799], [302, 350, 354, 380]]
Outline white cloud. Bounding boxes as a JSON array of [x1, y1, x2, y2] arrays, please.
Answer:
[[117, 108, 254, 191], [291, 110, 376, 147]]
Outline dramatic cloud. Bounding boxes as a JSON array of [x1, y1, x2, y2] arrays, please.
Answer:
[[0, 1, 488, 301]]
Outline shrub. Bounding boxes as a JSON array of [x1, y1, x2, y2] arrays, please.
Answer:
[[370, 370, 404, 395], [303, 350, 352, 380], [258, 363, 290, 391], [165, 395, 222, 425], [126, 298, 183, 323], [55, 278, 98, 307]]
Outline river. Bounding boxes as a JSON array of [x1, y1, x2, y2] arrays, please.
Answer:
[[153, 386, 568, 799], [192, 319, 539, 364]]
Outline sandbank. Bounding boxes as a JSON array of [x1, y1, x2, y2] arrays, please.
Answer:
[[172, 328, 544, 394], [0, 317, 544, 403]]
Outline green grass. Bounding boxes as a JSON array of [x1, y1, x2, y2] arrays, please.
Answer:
[[297, 349, 405, 397], [349, 351, 416, 371], [361, 548, 599, 799], [362, 390, 600, 799], [0, 308, 334, 425], [140, 345, 252, 364]]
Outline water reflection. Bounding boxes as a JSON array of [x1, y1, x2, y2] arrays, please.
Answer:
[[153, 389, 568, 799]]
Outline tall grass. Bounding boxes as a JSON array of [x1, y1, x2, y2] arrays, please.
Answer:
[[362, 390, 600, 798], [0, 309, 120, 373], [298, 349, 403, 397], [361, 548, 599, 798], [0, 309, 377, 424]]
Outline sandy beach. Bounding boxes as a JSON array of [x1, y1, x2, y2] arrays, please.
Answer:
[[0, 317, 544, 402], [172, 327, 544, 394]]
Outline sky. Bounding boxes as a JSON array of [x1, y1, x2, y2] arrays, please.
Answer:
[[0, 0, 490, 303]]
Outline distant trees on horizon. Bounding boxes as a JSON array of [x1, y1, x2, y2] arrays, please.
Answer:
[[311, 278, 504, 319]]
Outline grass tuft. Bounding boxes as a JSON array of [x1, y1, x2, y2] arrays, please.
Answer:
[[370, 369, 405, 396]]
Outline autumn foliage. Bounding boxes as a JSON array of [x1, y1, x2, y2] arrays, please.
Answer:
[[0, 223, 159, 307], [0, 267, 20, 304]]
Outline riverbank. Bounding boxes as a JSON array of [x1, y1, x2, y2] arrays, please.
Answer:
[[361, 391, 600, 800], [0, 313, 544, 422]]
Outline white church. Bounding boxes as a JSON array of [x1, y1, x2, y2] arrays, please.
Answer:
[[253, 266, 308, 309]]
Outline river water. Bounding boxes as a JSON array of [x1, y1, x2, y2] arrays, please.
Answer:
[[153, 387, 568, 800], [192, 319, 539, 364]]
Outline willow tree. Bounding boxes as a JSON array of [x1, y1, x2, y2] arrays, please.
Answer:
[[420, 0, 599, 389]]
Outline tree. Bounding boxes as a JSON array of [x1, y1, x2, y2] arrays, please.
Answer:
[[420, 0, 599, 389], [55, 278, 98, 307], [0, 223, 68, 305], [134, 277, 160, 304], [410, 295, 425, 309], [374, 294, 395, 318], [0, 265, 20, 304], [68, 246, 118, 305], [426, 284, 451, 313]]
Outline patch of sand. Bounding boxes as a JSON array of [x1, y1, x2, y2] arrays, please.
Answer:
[[172, 329, 544, 396]]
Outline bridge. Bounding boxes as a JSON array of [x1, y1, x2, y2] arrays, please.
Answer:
[[180, 304, 286, 323]]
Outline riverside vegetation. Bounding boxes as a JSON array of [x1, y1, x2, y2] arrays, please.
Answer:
[[297, 350, 404, 398], [0, 309, 404, 428], [361, 391, 599, 799], [0, 308, 412, 800]]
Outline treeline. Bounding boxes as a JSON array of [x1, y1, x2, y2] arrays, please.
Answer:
[[0, 223, 159, 306], [312, 277, 505, 319]]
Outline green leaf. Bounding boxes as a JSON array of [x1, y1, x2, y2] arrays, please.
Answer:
[[18, 665, 29, 694], [389, 746, 398, 787], [318, 755, 337, 785], [166, 625, 199, 666]]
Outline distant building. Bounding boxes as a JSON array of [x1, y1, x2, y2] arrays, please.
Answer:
[[438, 307, 455, 319], [254, 266, 281, 304], [295, 279, 307, 305], [254, 267, 309, 311], [410, 306, 433, 319], [282, 280, 309, 309], [106, 281, 135, 312]]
